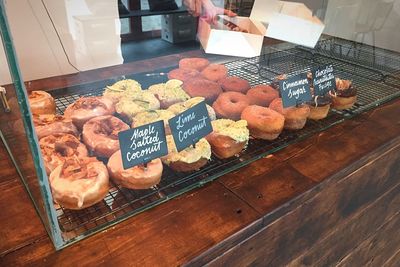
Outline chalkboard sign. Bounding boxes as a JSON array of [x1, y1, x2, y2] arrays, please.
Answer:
[[312, 64, 336, 96], [168, 101, 213, 152], [279, 73, 312, 108], [118, 120, 168, 170]]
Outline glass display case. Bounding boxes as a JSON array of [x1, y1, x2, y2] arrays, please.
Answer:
[[1, 0, 399, 250]]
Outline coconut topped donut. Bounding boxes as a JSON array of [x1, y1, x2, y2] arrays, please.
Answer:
[[33, 114, 78, 139], [148, 79, 190, 108], [103, 79, 142, 103], [28, 90, 56, 115], [211, 119, 249, 143], [132, 109, 175, 134], [115, 91, 160, 121], [167, 97, 216, 120]]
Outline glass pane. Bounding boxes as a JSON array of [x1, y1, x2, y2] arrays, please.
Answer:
[[142, 15, 161, 31], [120, 18, 131, 34]]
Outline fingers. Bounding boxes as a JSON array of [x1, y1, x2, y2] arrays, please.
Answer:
[[224, 9, 237, 17], [195, 0, 202, 17], [184, 0, 198, 16]]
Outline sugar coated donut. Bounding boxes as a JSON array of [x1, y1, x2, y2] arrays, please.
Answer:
[[201, 64, 228, 82], [28, 90, 56, 115], [107, 151, 163, 189], [212, 92, 250, 121], [179, 57, 210, 71], [241, 105, 285, 140], [219, 76, 251, 94], [246, 85, 279, 107], [183, 78, 222, 104], [269, 98, 310, 130], [167, 68, 200, 82], [33, 114, 78, 139]]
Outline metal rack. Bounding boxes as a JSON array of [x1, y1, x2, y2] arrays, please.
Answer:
[[50, 38, 400, 243]]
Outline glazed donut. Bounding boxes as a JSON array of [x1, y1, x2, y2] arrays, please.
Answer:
[[241, 105, 285, 140], [40, 133, 88, 174], [82, 115, 129, 158], [107, 151, 163, 189], [115, 91, 160, 122], [168, 68, 200, 82], [206, 119, 249, 159], [49, 157, 109, 210], [33, 114, 78, 139], [219, 76, 251, 94], [103, 79, 142, 104], [132, 110, 174, 135], [183, 78, 222, 104], [269, 98, 310, 130], [167, 97, 216, 121], [307, 95, 331, 120], [64, 96, 115, 129], [162, 136, 211, 172], [212, 92, 250, 121], [201, 64, 228, 82], [330, 78, 357, 110], [246, 85, 279, 107], [28, 90, 56, 115], [179, 57, 210, 71], [148, 79, 190, 109]]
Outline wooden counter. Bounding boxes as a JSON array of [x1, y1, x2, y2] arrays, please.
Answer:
[[0, 50, 400, 266]]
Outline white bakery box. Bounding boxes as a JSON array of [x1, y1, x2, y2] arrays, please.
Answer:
[[197, 0, 325, 57]]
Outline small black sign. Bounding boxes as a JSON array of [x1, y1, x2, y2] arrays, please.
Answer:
[[279, 73, 312, 108], [312, 64, 336, 96], [168, 101, 213, 152], [118, 120, 168, 170]]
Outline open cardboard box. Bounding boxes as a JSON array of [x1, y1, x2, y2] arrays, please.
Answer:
[[197, 0, 325, 57]]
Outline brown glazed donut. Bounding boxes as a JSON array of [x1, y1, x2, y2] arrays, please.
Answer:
[[107, 151, 163, 189], [212, 92, 250, 121], [179, 57, 210, 71], [201, 64, 228, 82], [219, 76, 251, 94], [28, 90, 56, 115], [82, 115, 129, 158], [33, 114, 78, 139], [167, 68, 200, 82], [269, 98, 310, 130], [183, 78, 222, 104], [246, 85, 279, 107], [64, 96, 115, 129], [241, 105, 285, 140]]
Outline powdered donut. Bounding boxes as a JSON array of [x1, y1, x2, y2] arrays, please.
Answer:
[[212, 92, 250, 121], [219, 76, 251, 94], [201, 64, 228, 82], [183, 78, 222, 104], [179, 57, 210, 71], [246, 85, 279, 107]]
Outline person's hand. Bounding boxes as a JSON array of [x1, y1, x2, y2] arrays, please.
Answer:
[[184, 0, 236, 24]]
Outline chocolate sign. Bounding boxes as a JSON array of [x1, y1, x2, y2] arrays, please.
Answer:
[[168, 101, 213, 152], [118, 120, 168, 170], [313, 64, 336, 96], [279, 73, 312, 108]]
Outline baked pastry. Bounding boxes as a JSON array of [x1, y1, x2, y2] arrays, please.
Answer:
[[167, 97, 216, 121], [49, 157, 109, 210], [103, 79, 142, 104], [179, 57, 210, 71], [115, 91, 160, 121], [28, 90, 56, 115], [40, 133, 88, 174], [212, 92, 250, 121], [182, 78, 222, 104], [64, 96, 115, 129], [107, 150, 163, 189], [201, 64, 228, 82], [241, 105, 284, 140], [219, 76, 251, 94], [246, 85, 279, 107], [33, 114, 78, 139], [82, 115, 129, 158], [162, 135, 211, 172], [269, 98, 310, 130], [270, 74, 287, 92], [330, 78, 357, 110], [168, 68, 200, 82], [307, 95, 331, 120], [148, 79, 190, 109], [132, 109, 175, 135], [206, 119, 249, 158]]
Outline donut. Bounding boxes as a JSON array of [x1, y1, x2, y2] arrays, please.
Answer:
[[103, 79, 142, 104], [28, 90, 56, 115], [40, 133, 88, 174], [269, 98, 310, 130], [307, 95, 331, 120], [219, 76, 251, 94], [33, 114, 78, 139], [206, 119, 249, 159], [212, 92, 250, 121], [201, 64, 228, 82], [182, 78, 222, 104], [168, 68, 200, 82], [132, 110, 175, 135], [115, 91, 160, 122], [82, 115, 129, 158], [148, 79, 190, 109], [330, 78, 357, 110], [246, 85, 279, 107], [241, 105, 285, 140], [162, 136, 211, 172], [270, 74, 287, 92], [49, 157, 109, 210], [64, 96, 115, 129], [179, 57, 210, 71], [168, 97, 216, 120], [107, 151, 163, 189]]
